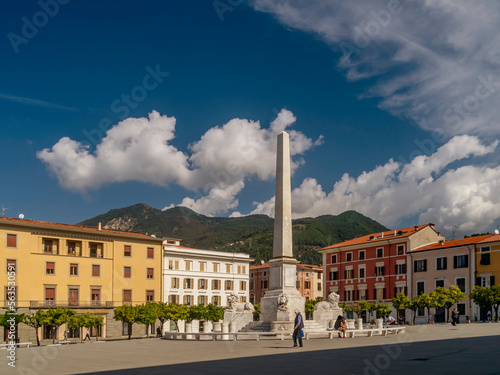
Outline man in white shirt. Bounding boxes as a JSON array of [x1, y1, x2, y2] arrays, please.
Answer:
[[385, 315, 396, 325]]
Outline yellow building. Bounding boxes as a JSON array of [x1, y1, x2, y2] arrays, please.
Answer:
[[1, 216, 164, 342], [474, 234, 500, 319]]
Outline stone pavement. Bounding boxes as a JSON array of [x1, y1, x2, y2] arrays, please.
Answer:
[[2, 323, 499, 375]]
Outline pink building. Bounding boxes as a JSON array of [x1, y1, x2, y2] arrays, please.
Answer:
[[409, 234, 493, 322]]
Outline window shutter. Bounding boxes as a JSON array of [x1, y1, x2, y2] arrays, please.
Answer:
[[7, 234, 17, 247], [382, 266, 385, 276], [465, 255, 469, 268], [373, 288, 377, 300], [45, 288, 55, 299], [404, 287, 407, 295], [395, 264, 398, 274], [453, 256, 458, 269], [394, 287, 397, 297], [414, 261, 418, 272], [423, 261, 427, 272], [92, 265, 100, 276], [476, 277, 481, 286], [7, 259, 16, 272], [383, 288, 386, 300], [490, 276, 495, 286], [443, 257, 447, 270], [147, 247, 154, 258], [403, 263, 407, 274], [147, 268, 154, 278]]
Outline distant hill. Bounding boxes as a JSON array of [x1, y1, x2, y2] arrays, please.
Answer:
[[79, 203, 388, 265]]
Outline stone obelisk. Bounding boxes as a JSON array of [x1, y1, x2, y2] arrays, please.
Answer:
[[260, 131, 305, 328]]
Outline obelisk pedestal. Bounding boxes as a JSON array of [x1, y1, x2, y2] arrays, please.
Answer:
[[260, 131, 305, 330]]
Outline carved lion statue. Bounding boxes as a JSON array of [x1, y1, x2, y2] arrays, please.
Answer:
[[277, 293, 289, 311], [313, 291, 340, 311], [225, 292, 255, 313]]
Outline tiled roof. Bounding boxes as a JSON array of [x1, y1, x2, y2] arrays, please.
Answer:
[[250, 263, 321, 270], [318, 224, 433, 251], [250, 263, 269, 270], [411, 234, 495, 252], [0, 216, 161, 240], [477, 234, 500, 244]]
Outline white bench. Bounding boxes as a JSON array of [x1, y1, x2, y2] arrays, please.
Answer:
[[0, 342, 32, 349], [345, 326, 406, 338], [163, 332, 288, 341]]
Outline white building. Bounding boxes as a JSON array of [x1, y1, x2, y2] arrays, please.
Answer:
[[163, 240, 252, 307]]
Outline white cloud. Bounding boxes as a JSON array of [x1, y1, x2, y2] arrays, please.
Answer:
[[251, 135, 500, 234], [251, 0, 500, 138], [38, 109, 322, 216]]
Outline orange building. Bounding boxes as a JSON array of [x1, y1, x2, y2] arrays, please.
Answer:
[[249, 263, 322, 304]]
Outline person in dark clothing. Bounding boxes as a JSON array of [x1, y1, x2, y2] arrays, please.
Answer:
[[451, 308, 458, 326], [293, 309, 304, 348], [156, 326, 162, 337], [333, 315, 344, 338]]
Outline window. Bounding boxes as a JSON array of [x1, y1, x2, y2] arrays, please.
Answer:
[[240, 281, 247, 290], [436, 257, 447, 270], [480, 247, 491, 266], [329, 271, 338, 281], [225, 280, 233, 290], [68, 288, 79, 306], [171, 277, 180, 288], [92, 265, 100, 277], [69, 263, 78, 276], [237, 265, 242, 274], [213, 263, 220, 272], [147, 247, 154, 259], [124, 245, 131, 257], [199, 279, 208, 289], [67, 241, 77, 256], [414, 259, 427, 272], [122, 322, 130, 336], [397, 245, 405, 255], [305, 280, 311, 289], [250, 280, 254, 290], [344, 290, 353, 301], [457, 303, 466, 316], [331, 254, 337, 264], [454, 255, 468, 269], [456, 278, 466, 293], [376, 248, 384, 258], [262, 280, 268, 289], [44, 239, 54, 254], [45, 287, 55, 305], [146, 268, 154, 279], [359, 251, 365, 260], [239, 296, 247, 303], [89, 243, 98, 258], [359, 267, 365, 278], [6, 234, 17, 248], [395, 286, 406, 295], [226, 264, 232, 273], [185, 261, 192, 271], [91, 289, 100, 305], [184, 278, 194, 289], [416, 281, 425, 295], [435, 280, 445, 288], [168, 295, 179, 304], [5, 286, 17, 307], [242, 266, 246, 274], [146, 290, 154, 302], [375, 288, 385, 300], [6, 259, 16, 273], [200, 262, 206, 272], [344, 269, 354, 279], [212, 279, 221, 290], [168, 260, 179, 270], [359, 289, 366, 301], [212, 295, 221, 306], [346, 253, 352, 262], [375, 266, 385, 276], [184, 295, 193, 306], [123, 290, 132, 303], [198, 295, 207, 305], [124, 266, 131, 278], [318, 282, 322, 291], [46, 262, 55, 275], [395, 264, 406, 275]]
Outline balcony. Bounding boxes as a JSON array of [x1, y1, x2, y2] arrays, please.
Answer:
[[29, 300, 114, 308]]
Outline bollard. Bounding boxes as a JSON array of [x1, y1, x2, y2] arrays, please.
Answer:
[[229, 322, 237, 341], [222, 322, 229, 341], [357, 318, 363, 330], [186, 322, 193, 340]]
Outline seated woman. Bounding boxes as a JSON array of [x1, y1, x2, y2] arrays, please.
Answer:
[[332, 315, 343, 337], [338, 317, 348, 338]]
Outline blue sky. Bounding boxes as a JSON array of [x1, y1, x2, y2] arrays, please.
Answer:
[[1, 1, 499, 237]]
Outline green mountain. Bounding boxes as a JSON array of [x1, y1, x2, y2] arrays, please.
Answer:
[[79, 203, 388, 265]]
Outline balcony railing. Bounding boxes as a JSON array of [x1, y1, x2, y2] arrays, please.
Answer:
[[28, 300, 114, 308]]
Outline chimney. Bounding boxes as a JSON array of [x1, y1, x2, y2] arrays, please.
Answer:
[[414, 225, 418, 231], [98, 222, 102, 231], [439, 240, 444, 245]]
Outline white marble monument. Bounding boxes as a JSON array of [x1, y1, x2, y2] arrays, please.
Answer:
[[260, 132, 305, 330]]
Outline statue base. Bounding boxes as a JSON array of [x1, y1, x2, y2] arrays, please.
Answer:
[[223, 311, 254, 332], [260, 289, 305, 323], [313, 308, 343, 329]]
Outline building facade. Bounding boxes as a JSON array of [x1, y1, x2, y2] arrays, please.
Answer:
[[249, 263, 323, 305], [409, 235, 493, 322], [1, 217, 164, 342], [474, 234, 500, 319], [317, 224, 444, 319], [163, 241, 252, 307]]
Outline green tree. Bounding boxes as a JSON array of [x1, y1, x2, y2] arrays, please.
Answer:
[[205, 304, 224, 323], [114, 304, 138, 339], [82, 313, 104, 341], [22, 310, 50, 346], [408, 297, 420, 324], [152, 302, 169, 333], [471, 286, 492, 322], [45, 308, 76, 344], [305, 300, 318, 319], [188, 304, 207, 323], [351, 303, 364, 319], [436, 286, 466, 322], [490, 285, 500, 321], [0, 310, 25, 342], [392, 293, 410, 322], [163, 304, 189, 332], [253, 303, 261, 321], [415, 293, 434, 323], [67, 314, 86, 342], [136, 303, 159, 337], [375, 303, 391, 319]]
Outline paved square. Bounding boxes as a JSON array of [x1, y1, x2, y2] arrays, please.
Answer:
[[2, 323, 499, 375]]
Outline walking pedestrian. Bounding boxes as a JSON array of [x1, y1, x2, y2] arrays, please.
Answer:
[[84, 329, 91, 341], [293, 309, 304, 348], [156, 326, 162, 337], [451, 308, 458, 326]]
